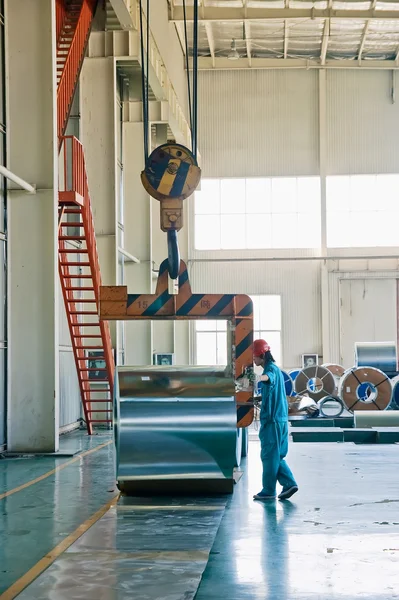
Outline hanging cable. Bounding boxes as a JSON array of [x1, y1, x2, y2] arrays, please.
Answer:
[[182, 0, 192, 136], [139, 0, 149, 162], [192, 0, 198, 159]]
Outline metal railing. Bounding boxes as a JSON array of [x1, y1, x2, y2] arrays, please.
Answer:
[[57, 0, 97, 139]]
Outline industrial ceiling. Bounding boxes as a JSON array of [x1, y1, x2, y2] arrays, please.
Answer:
[[168, 0, 399, 68]]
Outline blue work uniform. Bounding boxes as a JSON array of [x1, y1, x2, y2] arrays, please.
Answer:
[[259, 361, 297, 496]]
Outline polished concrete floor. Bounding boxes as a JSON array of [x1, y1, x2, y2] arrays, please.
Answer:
[[1, 430, 399, 599]]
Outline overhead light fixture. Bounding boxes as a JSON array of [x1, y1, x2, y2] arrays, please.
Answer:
[[228, 39, 240, 60]]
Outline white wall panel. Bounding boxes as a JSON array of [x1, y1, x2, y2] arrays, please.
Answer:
[[189, 260, 321, 370], [59, 350, 81, 427], [326, 70, 399, 175], [198, 70, 319, 178]]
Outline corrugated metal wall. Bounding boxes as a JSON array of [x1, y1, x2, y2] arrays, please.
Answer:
[[326, 71, 399, 175], [192, 69, 399, 370], [198, 70, 319, 178]]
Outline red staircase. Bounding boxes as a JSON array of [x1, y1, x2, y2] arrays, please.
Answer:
[[57, 0, 97, 139], [57, 1, 114, 433]]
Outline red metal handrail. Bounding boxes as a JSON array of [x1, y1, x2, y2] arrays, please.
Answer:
[[57, 0, 97, 139], [60, 135, 115, 396], [56, 0, 67, 43]]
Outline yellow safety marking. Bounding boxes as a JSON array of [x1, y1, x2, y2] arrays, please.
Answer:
[[0, 440, 112, 501], [157, 158, 180, 195], [116, 504, 224, 511], [0, 495, 119, 600]]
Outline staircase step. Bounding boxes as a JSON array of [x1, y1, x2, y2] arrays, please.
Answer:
[[68, 299, 96, 304], [61, 249, 89, 254], [85, 389, 111, 393], [76, 345, 103, 349], [63, 209, 82, 213], [60, 223, 84, 228], [80, 367, 107, 372], [63, 275, 93, 279], [82, 378, 109, 383], [65, 287, 94, 291], [83, 400, 112, 403], [59, 236, 85, 241], [87, 410, 113, 414], [73, 335, 102, 338], [60, 262, 90, 266]]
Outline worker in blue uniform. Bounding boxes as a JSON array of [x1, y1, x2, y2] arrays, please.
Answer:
[[252, 339, 298, 501]]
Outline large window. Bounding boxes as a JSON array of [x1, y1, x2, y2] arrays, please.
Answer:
[[195, 295, 282, 366], [195, 177, 321, 250], [327, 174, 399, 248]]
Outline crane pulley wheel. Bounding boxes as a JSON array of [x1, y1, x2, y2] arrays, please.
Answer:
[[141, 143, 201, 203]]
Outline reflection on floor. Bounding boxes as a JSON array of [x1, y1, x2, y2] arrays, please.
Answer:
[[2, 430, 399, 599], [0, 430, 116, 593]]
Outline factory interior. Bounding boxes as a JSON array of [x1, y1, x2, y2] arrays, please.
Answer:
[[3, 0, 399, 598]]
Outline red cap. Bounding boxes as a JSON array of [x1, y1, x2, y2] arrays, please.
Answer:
[[253, 339, 270, 357]]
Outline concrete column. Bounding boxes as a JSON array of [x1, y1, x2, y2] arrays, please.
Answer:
[[7, 0, 59, 451]]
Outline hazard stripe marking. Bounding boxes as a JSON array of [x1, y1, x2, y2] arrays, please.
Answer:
[[236, 332, 253, 358], [207, 295, 234, 317], [142, 290, 171, 316], [176, 294, 205, 316]]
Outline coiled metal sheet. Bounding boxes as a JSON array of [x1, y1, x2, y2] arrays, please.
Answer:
[[339, 367, 392, 413], [322, 363, 345, 394], [355, 342, 397, 374], [115, 366, 237, 496], [294, 365, 336, 401]]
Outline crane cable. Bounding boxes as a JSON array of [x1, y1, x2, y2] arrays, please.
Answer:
[[139, 0, 199, 161], [139, 0, 150, 162]]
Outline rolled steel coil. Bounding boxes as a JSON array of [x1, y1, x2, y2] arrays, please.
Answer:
[[355, 342, 397, 374], [318, 395, 344, 418], [354, 410, 399, 427], [294, 365, 336, 402], [322, 363, 345, 394], [338, 366, 392, 413], [281, 370, 294, 396], [114, 366, 237, 495]]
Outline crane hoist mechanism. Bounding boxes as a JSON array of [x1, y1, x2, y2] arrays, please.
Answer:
[[139, 0, 201, 280]]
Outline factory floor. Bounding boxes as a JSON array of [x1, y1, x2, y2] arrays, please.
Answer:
[[1, 429, 399, 599]]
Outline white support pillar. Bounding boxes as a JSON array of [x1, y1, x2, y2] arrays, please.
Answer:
[[319, 69, 331, 363], [7, 0, 59, 451]]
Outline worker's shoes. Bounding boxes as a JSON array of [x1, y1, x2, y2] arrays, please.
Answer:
[[253, 492, 276, 501], [278, 486, 298, 500]]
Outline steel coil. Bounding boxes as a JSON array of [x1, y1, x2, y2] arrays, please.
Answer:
[[354, 410, 399, 427], [294, 365, 336, 402], [281, 370, 294, 396], [318, 395, 344, 418], [114, 366, 237, 496], [355, 342, 397, 374], [390, 375, 399, 410], [339, 366, 392, 413]]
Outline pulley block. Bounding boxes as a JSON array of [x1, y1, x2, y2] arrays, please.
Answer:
[[141, 143, 201, 232]]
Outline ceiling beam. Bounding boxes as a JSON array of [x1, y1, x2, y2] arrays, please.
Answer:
[[171, 7, 399, 22], [244, 20, 252, 67], [204, 22, 216, 68], [358, 21, 370, 63], [196, 57, 399, 70], [320, 19, 330, 65]]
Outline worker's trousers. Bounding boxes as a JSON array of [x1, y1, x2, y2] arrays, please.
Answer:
[[259, 421, 297, 496]]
